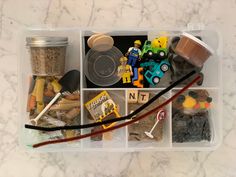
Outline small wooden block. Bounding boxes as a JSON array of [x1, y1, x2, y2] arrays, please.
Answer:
[[91, 126, 103, 141], [138, 92, 150, 103], [127, 90, 138, 103], [64, 130, 76, 138], [103, 132, 113, 141]]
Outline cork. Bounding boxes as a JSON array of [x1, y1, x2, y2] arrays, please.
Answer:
[[87, 33, 104, 48], [92, 35, 114, 51]]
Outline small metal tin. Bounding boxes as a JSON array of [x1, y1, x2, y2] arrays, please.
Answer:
[[26, 36, 68, 47]]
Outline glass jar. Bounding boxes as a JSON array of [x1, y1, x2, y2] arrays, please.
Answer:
[[26, 36, 68, 76]]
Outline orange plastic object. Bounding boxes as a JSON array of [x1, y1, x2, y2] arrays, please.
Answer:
[[133, 68, 144, 88]]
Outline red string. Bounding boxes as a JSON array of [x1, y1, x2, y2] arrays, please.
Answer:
[[32, 75, 201, 148]]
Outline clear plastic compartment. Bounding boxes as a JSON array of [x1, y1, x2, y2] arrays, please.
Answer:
[[18, 29, 82, 151], [171, 88, 221, 150], [82, 90, 126, 149], [127, 89, 171, 149], [18, 27, 222, 151]]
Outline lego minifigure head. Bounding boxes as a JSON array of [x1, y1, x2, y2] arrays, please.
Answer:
[[120, 57, 128, 65], [134, 40, 141, 48]]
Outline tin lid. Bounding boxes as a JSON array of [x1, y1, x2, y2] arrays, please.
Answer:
[[181, 32, 214, 54], [26, 36, 68, 47]]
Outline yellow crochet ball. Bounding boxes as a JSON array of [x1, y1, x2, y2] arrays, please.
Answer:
[[182, 96, 197, 108]]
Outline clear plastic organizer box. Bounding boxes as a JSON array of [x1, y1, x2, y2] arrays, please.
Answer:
[[18, 27, 222, 151]]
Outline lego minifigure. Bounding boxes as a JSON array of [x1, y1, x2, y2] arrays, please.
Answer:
[[117, 57, 133, 84], [125, 40, 142, 67]]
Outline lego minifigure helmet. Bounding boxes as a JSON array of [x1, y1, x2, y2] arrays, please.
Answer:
[[134, 40, 141, 46]]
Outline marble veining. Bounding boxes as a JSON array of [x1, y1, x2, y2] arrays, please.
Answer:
[[0, 0, 236, 176]]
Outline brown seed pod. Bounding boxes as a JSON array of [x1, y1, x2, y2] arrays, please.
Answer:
[[65, 107, 81, 119]]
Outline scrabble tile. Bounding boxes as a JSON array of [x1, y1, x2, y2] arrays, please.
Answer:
[[127, 90, 138, 103], [138, 92, 150, 103]]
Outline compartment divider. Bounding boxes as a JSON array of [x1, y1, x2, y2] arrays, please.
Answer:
[[169, 89, 173, 147], [125, 89, 128, 149], [82, 88, 168, 91], [79, 30, 84, 149], [174, 86, 219, 90], [80, 89, 84, 149]]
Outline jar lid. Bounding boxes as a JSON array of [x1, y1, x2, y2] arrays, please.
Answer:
[[26, 36, 68, 47]]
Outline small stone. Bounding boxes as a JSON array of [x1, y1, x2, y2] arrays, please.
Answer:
[[90, 126, 103, 141], [172, 110, 211, 142]]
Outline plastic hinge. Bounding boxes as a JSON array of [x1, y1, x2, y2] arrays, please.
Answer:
[[187, 23, 205, 31]]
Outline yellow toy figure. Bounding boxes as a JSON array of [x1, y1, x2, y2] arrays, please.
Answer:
[[117, 57, 133, 84], [151, 36, 168, 48]]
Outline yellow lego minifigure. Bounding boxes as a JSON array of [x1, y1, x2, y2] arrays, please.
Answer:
[[151, 36, 168, 48], [117, 57, 133, 84]]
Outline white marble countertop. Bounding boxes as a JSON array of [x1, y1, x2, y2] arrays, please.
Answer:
[[0, 0, 235, 176]]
